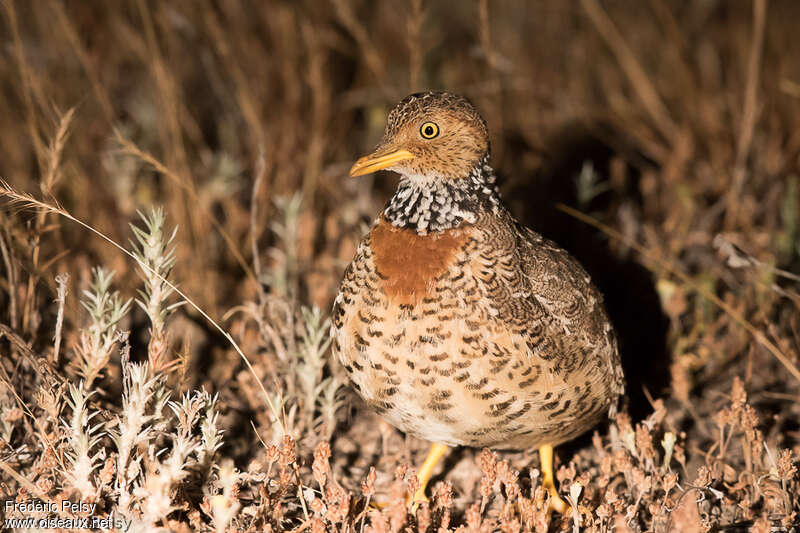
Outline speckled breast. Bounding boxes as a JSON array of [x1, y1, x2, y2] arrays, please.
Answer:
[[331, 217, 617, 449]]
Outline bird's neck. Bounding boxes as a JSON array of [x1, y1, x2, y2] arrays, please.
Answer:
[[383, 154, 502, 234]]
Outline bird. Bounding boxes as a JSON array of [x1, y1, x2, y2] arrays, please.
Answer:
[[331, 91, 625, 513]]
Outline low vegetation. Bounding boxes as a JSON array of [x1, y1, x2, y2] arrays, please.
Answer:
[[0, 1, 798, 531]]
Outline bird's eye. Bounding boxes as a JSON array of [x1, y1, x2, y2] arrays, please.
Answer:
[[420, 122, 439, 139]]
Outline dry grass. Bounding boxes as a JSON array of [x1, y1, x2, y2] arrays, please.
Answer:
[[1, 1, 799, 531]]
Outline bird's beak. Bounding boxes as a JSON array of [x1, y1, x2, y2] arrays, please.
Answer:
[[349, 148, 415, 177]]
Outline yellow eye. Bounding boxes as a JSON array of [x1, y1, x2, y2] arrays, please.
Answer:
[[420, 122, 439, 139]]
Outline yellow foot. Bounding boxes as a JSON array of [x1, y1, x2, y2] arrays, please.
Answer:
[[406, 492, 427, 513], [407, 443, 449, 510], [406, 486, 428, 508], [542, 478, 570, 515], [369, 498, 387, 510], [370, 443, 450, 512], [538, 444, 570, 515], [370, 494, 426, 511], [370, 493, 427, 512]]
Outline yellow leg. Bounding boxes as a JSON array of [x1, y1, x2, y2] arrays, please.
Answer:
[[539, 444, 569, 514], [408, 443, 450, 506]]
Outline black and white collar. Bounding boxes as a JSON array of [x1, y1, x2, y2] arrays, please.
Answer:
[[383, 155, 501, 234]]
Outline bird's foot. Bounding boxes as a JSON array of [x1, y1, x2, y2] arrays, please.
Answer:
[[368, 490, 427, 512], [542, 478, 570, 515], [369, 499, 387, 510], [538, 444, 570, 516], [406, 487, 428, 513]]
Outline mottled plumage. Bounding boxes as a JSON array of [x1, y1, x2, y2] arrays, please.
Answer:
[[333, 91, 624, 509]]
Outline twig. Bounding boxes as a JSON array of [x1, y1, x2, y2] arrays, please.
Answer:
[[0, 221, 17, 329], [201, 5, 266, 147], [288, 519, 312, 533], [0, 458, 46, 498], [581, 0, 678, 143], [301, 22, 330, 204], [251, 149, 268, 304], [407, 0, 424, 91], [50, 0, 115, 123], [727, 0, 768, 229], [0, 363, 36, 422], [0, 323, 65, 390], [52, 272, 68, 364], [2, 0, 46, 169], [294, 462, 311, 522], [477, 0, 496, 71], [477, 0, 504, 163], [330, 0, 391, 98], [736, 0, 767, 170], [251, 421, 310, 522], [556, 203, 800, 384], [250, 420, 269, 451]]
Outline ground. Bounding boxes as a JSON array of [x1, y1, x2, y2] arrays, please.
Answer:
[[0, 1, 799, 532]]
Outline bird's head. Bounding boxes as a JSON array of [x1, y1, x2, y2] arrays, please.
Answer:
[[349, 92, 489, 183]]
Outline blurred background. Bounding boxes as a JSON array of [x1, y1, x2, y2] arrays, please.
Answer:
[[1, 1, 799, 530]]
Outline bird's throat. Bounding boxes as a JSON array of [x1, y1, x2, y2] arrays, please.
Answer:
[[383, 155, 501, 234]]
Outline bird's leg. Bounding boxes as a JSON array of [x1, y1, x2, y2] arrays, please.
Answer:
[[408, 443, 450, 507], [539, 444, 569, 514]]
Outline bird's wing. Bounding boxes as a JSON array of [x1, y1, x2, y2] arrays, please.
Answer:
[[472, 211, 624, 398]]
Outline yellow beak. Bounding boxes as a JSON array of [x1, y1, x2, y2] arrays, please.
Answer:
[[349, 149, 415, 177]]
